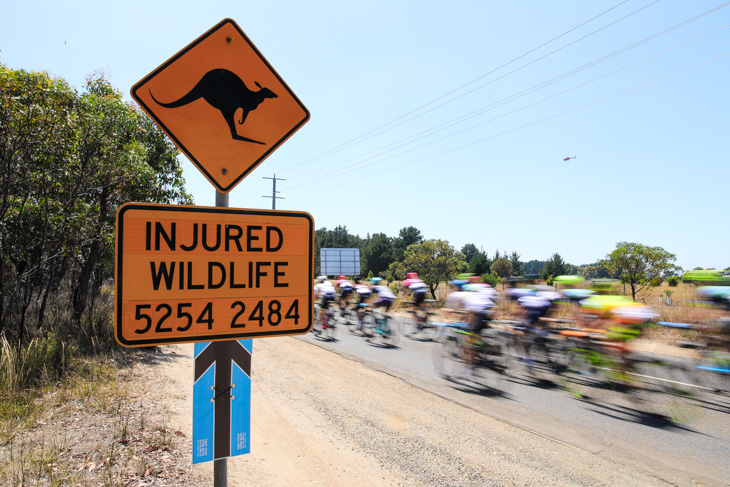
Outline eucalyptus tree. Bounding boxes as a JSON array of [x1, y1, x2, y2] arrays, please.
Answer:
[[0, 65, 191, 342]]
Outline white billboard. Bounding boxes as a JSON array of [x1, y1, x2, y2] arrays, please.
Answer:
[[320, 248, 360, 277]]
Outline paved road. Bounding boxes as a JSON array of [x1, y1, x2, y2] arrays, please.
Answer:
[[298, 314, 730, 485]]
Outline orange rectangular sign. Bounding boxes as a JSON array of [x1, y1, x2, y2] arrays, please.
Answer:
[[115, 203, 313, 347]]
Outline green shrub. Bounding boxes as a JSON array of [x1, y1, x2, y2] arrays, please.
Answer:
[[667, 276, 679, 287], [481, 272, 500, 287]]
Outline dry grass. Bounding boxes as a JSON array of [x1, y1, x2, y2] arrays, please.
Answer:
[[388, 280, 726, 343], [0, 348, 205, 486]]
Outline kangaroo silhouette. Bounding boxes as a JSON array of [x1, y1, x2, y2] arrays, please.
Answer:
[[150, 69, 277, 145]]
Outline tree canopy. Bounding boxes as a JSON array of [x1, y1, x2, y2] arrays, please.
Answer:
[[314, 225, 423, 277], [0, 65, 191, 343], [508, 251, 523, 277], [460, 243, 479, 263], [601, 242, 679, 301], [540, 253, 568, 281], [523, 259, 546, 276], [398, 239, 467, 297], [490, 258, 513, 278], [361, 233, 393, 277]]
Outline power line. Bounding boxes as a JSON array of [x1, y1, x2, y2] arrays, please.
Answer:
[[276, 0, 636, 174], [232, 178, 268, 208], [285, 50, 730, 198], [291, 0, 663, 171], [281, 0, 672, 185], [285, 14, 730, 191]]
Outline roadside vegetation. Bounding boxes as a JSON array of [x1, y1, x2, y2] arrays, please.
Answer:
[[0, 64, 197, 484]]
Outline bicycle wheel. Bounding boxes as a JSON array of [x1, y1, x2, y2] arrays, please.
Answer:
[[343, 308, 359, 334], [381, 316, 400, 347], [471, 333, 513, 390], [311, 304, 321, 335], [361, 312, 375, 340], [559, 344, 616, 402], [419, 315, 440, 341], [529, 336, 572, 383], [560, 350, 599, 399], [322, 313, 337, 341], [433, 330, 471, 379], [405, 312, 438, 341], [624, 357, 703, 424]]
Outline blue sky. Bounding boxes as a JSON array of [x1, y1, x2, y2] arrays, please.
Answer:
[[2, 1, 728, 270]]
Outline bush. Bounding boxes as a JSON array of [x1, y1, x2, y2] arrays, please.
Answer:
[[667, 276, 679, 287], [481, 272, 500, 287], [650, 276, 663, 287]]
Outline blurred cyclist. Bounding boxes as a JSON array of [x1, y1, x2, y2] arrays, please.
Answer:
[[455, 289, 497, 373], [372, 283, 397, 312], [336, 276, 355, 312], [514, 293, 559, 364], [314, 276, 336, 327], [354, 283, 373, 331]]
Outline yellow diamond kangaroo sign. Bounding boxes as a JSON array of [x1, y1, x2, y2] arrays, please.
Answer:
[[131, 18, 310, 193]]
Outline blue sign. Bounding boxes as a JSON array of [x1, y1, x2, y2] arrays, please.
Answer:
[[193, 339, 252, 463]]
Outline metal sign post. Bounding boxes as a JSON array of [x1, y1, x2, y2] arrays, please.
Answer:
[[218, 190, 233, 487], [194, 339, 251, 482], [126, 17, 312, 487]]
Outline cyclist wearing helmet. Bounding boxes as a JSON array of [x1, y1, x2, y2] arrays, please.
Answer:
[[464, 290, 497, 335], [314, 276, 336, 326], [336, 277, 355, 310], [372, 284, 396, 312], [313, 275, 327, 299], [354, 283, 373, 331], [443, 288, 496, 372]]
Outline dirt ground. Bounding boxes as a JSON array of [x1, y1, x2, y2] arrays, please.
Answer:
[[4, 328, 718, 486], [148, 336, 688, 487]]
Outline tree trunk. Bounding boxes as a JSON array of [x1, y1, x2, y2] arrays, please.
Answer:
[[37, 259, 58, 331], [72, 184, 109, 327], [72, 239, 100, 327], [0, 246, 4, 336]]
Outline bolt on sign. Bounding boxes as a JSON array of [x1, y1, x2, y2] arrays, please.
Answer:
[[115, 203, 314, 347], [131, 18, 310, 193], [193, 339, 251, 463]]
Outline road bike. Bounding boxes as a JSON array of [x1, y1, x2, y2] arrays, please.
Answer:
[[311, 303, 337, 341], [334, 300, 358, 333], [660, 321, 730, 398], [360, 306, 399, 347], [500, 320, 573, 384], [433, 322, 512, 390], [403, 303, 439, 341], [558, 326, 701, 423]]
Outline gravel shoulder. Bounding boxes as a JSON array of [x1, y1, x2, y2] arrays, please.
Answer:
[[154, 337, 679, 486]]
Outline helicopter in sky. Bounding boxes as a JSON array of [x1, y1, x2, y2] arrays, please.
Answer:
[[563, 156, 576, 161]]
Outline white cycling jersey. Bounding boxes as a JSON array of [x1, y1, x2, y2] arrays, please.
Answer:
[[373, 285, 396, 299], [314, 281, 336, 298]]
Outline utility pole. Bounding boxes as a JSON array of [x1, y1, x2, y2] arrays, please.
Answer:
[[262, 174, 286, 210]]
